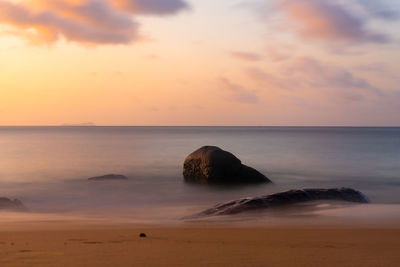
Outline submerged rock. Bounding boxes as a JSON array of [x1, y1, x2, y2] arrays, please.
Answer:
[[88, 174, 128, 181], [183, 146, 271, 184], [187, 188, 369, 218], [0, 198, 26, 211]]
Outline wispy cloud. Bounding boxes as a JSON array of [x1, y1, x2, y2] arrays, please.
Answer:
[[247, 57, 382, 101], [356, 0, 399, 21], [253, 0, 399, 44], [266, 47, 291, 61], [219, 77, 260, 104], [274, 0, 392, 43], [230, 51, 263, 62], [115, 0, 189, 15], [286, 57, 382, 94], [0, 0, 189, 45]]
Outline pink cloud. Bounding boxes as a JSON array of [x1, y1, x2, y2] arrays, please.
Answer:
[[219, 77, 260, 104], [266, 47, 290, 62], [230, 51, 263, 62], [271, 0, 395, 43], [114, 0, 189, 15], [0, 0, 189, 45], [247, 57, 382, 101]]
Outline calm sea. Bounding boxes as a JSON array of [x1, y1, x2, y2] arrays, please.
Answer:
[[1, 126, 399, 224]]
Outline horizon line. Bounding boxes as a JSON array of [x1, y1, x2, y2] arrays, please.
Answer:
[[0, 125, 400, 128]]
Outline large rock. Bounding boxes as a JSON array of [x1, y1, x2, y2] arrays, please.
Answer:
[[187, 188, 369, 218], [0, 198, 26, 211], [183, 146, 271, 184], [88, 174, 128, 181]]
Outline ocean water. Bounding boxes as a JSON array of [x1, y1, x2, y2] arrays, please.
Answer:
[[0, 126, 399, 225]]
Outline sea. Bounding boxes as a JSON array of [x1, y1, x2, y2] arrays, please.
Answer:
[[1, 126, 400, 226]]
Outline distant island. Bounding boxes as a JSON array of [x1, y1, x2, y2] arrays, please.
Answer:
[[60, 122, 96, 126]]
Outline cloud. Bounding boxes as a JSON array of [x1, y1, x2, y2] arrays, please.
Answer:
[[287, 57, 381, 94], [219, 77, 260, 104], [0, 0, 189, 45], [253, 0, 399, 44], [247, 67, 293, 91], [356, 0, 399, 21], [230, 51, 263, 62], [247, 57, 382, 101], [115, 0, 189, 15], [266, 47, 290, 61]]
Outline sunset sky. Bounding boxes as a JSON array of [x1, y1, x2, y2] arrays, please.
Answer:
[[0, 0, 399, 126]]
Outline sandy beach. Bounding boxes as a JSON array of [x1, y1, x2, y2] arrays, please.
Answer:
[[1, 223, 400, 267]]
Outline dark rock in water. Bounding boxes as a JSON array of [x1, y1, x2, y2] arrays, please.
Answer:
[[139, 233, 147, 238], [0, 198, 26, 211], [88, 174, 128, 181], [187, 188, 369, 218], [183, 146, 271, 184]]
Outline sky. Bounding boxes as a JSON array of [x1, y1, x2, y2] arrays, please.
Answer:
[[0, 0, 399, 126]]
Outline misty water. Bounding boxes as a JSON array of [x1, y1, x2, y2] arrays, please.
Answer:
[[1, 126, 400, 225]]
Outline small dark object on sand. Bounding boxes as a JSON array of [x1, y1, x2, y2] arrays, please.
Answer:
[[139, 233, 147, 238]]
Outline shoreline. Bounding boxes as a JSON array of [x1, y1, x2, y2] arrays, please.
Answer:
[[3, 202, 400, 232]]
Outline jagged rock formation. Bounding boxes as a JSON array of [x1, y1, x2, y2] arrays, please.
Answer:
[[183, 146, 271, 184], [187, 188, 369, 218]]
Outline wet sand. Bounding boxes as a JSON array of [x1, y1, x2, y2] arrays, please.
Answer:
[[1, 224, 400, 266]]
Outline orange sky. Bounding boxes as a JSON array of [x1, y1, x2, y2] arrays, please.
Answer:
[[0, 0, 399, 126]]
